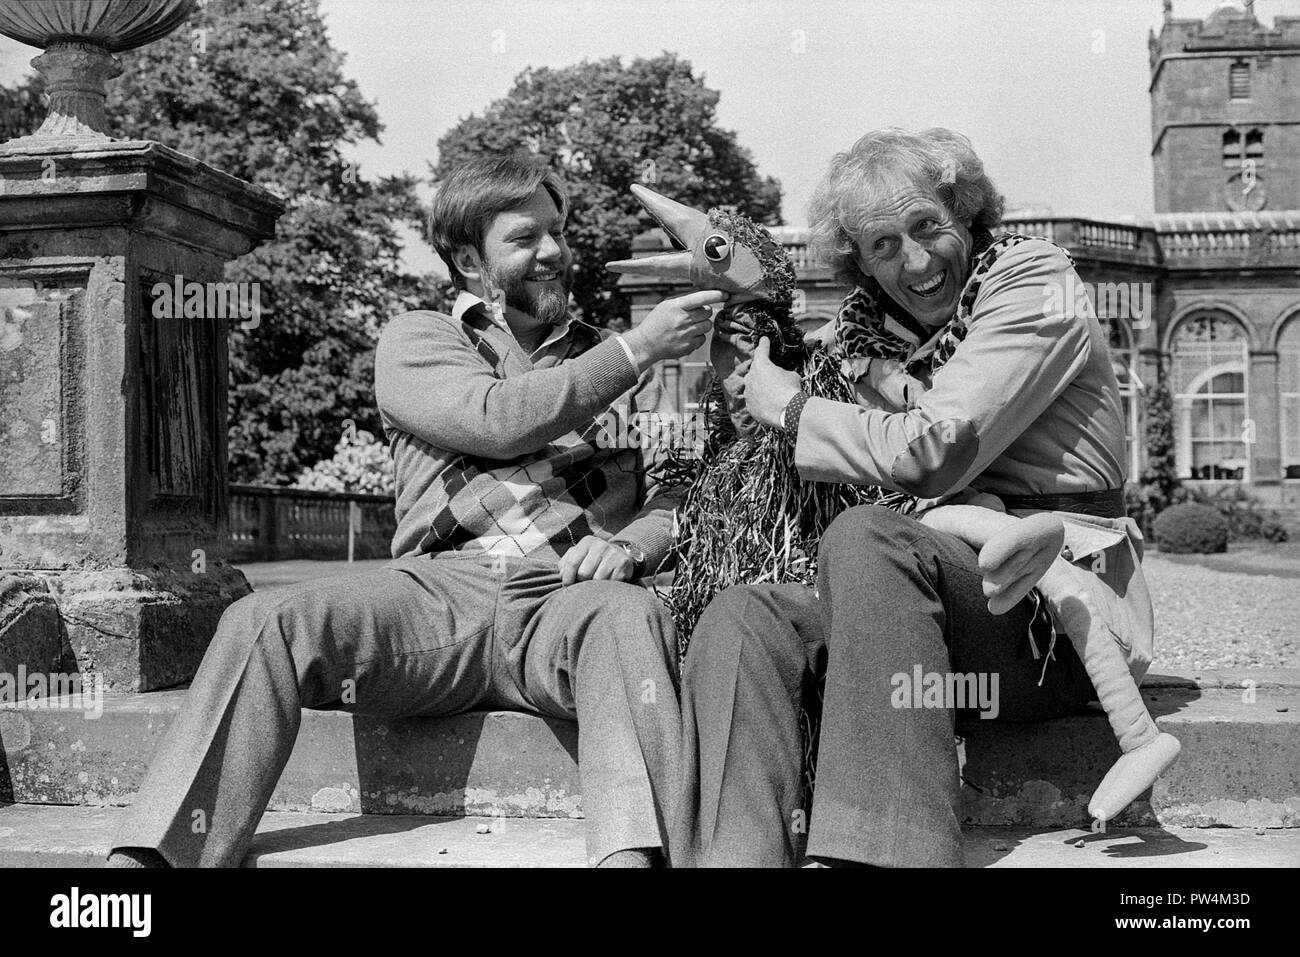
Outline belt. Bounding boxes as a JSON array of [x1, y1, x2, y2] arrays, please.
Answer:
[[997, 488, 1126, 520]]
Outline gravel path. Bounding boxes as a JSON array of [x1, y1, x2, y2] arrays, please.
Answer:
[[1145, 554, 1299, 670]]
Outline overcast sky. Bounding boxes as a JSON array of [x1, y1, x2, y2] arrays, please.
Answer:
[[3, 0, 1297, 275]]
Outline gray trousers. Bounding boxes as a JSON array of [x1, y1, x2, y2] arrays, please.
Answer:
[[111, 552, 682, 867], [673, 505, 1095, 868]]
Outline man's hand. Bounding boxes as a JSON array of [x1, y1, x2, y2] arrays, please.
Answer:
[[744, 336, 803, 428], [559, 535, 637, 586], [623, 290, 728, 370], [714, 309, 756, 352]]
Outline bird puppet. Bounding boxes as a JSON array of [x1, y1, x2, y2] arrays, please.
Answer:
[[605, 184, 911, 655]]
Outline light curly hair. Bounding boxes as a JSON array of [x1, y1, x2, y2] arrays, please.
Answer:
[[808, 128, 1004, 289]]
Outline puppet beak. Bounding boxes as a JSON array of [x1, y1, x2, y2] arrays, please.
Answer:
[[630, 183, 710, 248], [605, 250, 695, 281], [604, 184, 711, 281]]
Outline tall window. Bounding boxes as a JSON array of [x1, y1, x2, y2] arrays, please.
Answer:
[[1171, 314, 1250, 481], [1230, 61, 1251, 101], [1103, 318, 1141, 479], [1281, 318, 1300, 479]]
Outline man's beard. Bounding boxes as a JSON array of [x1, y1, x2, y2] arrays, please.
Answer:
[[484, 262, 570, 327]]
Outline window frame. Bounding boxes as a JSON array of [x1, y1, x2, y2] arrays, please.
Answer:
[[1170, 313, 1251, 483]]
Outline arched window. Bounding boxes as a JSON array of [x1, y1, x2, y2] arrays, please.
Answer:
[[1170, 313, 1250, 481], [1102, 318, 1141, 479], [1222, 128, 1241, 169], [1280, 318, 1300, 479], [1245, 128, 1264, 164], [1223, 128, 1264, 171]]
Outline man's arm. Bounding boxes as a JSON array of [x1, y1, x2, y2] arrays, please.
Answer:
[[375, 310, 640, 460], [792, 240, 1092, 498]]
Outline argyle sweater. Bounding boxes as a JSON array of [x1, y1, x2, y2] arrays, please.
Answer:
[[374, 299, 678, 570]]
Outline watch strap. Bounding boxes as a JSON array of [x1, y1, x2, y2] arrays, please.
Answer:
[[781, 390, 810, 439]]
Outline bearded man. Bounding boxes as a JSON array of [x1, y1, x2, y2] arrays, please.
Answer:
[[108, 155, 723, 868]]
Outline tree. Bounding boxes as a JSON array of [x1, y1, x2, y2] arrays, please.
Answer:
[[1141, 364, 1181, 501], [3, 0, 438, 484], [1127, 362, 1185, 534], [0, 73, 44, 142], [433, 53, 783, 328]]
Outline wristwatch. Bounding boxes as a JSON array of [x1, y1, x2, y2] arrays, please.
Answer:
[[610, 540, 648, 578]]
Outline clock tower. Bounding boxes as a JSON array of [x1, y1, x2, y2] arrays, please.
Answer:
[[1150, 1, 1300, 213]]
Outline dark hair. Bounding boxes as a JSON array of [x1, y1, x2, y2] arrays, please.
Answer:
[[428, 155, 568, 289]]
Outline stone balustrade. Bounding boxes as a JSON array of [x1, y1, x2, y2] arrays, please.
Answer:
[[1154, 210, 1300, 260], [229, 485, 396, 563]]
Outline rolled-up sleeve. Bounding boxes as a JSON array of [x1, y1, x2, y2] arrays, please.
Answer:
[[794, 240, 1091, 498]]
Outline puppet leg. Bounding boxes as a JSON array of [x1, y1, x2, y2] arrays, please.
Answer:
[[1040, 560, 1181, 823]]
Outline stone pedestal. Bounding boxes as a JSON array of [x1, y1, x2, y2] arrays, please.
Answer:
[[0, 139, 283, 691]]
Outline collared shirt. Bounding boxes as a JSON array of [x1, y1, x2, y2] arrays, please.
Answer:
[[451, 290, 574, 361], [454, 290, 642, 371]]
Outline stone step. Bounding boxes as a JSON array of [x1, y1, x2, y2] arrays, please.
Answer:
[[1, 671, 1297, 829], [1, 804, 1297, 868]]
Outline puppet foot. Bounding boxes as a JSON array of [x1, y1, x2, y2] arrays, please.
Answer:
[[1088, 732, 1181, 823]]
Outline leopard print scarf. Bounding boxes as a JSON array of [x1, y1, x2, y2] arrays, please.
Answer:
[[832, 231, 1072, 377]]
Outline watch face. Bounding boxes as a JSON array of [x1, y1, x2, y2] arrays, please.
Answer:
[[1224, 173, 1266, 211], [613, 541, 645, 565]]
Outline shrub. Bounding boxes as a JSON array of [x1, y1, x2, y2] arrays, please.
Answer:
[[295, 426, 395, 496], [1188, 485, 1290, 543], [1152, 502, 1230, 554], [1125, 480, 1190, 537]]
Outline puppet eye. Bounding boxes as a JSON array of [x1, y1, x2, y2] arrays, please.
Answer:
[[702, 234, 731, 262]]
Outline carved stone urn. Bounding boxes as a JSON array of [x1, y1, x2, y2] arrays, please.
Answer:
[[0, 0, 196, 143]]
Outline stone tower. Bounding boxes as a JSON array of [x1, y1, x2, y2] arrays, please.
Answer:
[[1150, 1, 1300, 213]]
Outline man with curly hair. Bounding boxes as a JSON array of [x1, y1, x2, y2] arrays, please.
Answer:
[[675, 129, 1151, 868]]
